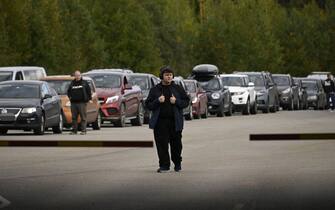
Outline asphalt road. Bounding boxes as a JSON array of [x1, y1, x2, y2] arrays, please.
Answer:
[[0, 110, 335, 210]]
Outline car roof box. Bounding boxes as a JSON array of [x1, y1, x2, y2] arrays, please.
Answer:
[[190, 64, 219, 79]]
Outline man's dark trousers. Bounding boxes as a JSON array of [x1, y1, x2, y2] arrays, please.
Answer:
[[154, 118, 182, 169], [326, 93, 335, 110], [71, 102, 87, 132]]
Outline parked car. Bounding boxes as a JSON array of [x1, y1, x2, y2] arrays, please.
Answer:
[[293, 77, 308, 110], [272, 74, 299, 110], [0, 81, 63, 135], [41, 75, 101, 130], [128, 73, 160, 124], [237, 72, 278, 113], [0, 66, 47, 82], [184, 79, 208, 119], [190, 64, 232, 117], [220, 74, 257, 115], [307, 71, 333, 81], [173, 76, 193, 120], [301, 79, 327, 110], [83, 70, 144, 127]]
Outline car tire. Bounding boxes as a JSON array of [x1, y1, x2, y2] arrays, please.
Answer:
[[185, 106, 193, 121], [52, 113, 63, 134], [114, 104, 126, 127], [225, 103, 233, 117], [0, 128, 8, 135], [242, 99, 250, 115], [34, 114, 45, 135], [92, 111, 102, 130], [131, 103, 144, 126], [144, 111, 151, 124], [250, 101, 257, 115], [201, 107, 208, 119], [217, 104, 224, 117]]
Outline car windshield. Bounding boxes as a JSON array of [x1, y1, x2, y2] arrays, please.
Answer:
[[46, 80, 71, 95], [88, 74, 121, 88], [198, 78, 221, 91], [0, 71, 13, 82], [273, 76, 290, 86], [221, 77, 245, 87], [129, 76, 149, 90], [0, 84, 40, 98], [247, 75, 265, 87], [184, 81, 196, 93], [302, 82, 317, 90]]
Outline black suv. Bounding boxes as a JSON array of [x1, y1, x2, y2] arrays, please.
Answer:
[[237, 72, 278, 113], [190, 64, 232, 117], [272, 74, 299, 110]]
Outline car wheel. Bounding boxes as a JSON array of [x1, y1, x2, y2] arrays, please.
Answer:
[[185, 106, 193, 121], [250, 101, 257, 115], [52, 113, 63, 134], [201, 106, 208, 119], [92, 111, 102, 130], [288, 99, 294, 111], [34, 114, 45, 135], [0, 128, 8, 135], [115, 104, 126, 127], [225, 102, 233, 117], [262, 98, 270, 114], [217, 104, 224, 117], [242, 99, 250, 115], [131, 103, 144, 126], [144, 111, 151, 124]]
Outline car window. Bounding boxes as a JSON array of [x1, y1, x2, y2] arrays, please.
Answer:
[[41, 84, 50, 97], [247, 75, 265, 87], [15, 71, 23, 80], [302, 82, 317, 90], [87, 80, 95, 93], [273, 76, 290, 86], [0, 71, 13, 82], [88, 74, 121, 89], [129, 76, 150, 90], [184, 81, 196, 93], [47, 80, 71, 95], [221, 77, 246, 87], [23, 69, 44, 80], [0, 84, 40, 98], [198, 78, 221, 91]]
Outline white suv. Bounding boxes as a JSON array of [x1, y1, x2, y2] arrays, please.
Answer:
[[0, 66, 47, 82], [220, 74, 257, 115]]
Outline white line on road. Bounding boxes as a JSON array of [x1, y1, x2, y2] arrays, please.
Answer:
[[0, 195, 10, 209]]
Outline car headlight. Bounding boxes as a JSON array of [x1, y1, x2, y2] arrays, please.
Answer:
[[66, 101, 71, 107], [21, 107, 37, 114], [308, 95, 317, 100], [106, 96, 119, 104], [211, 93, 220, 100], [192, 97, 198, 104], [282, 88, 291, 94]]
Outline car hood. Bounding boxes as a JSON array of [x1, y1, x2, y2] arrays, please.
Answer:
[[254, 87, 266, 92], [96, 88, 120, 97], [228, 86, 247, 93], [0, 98, 41, 108]]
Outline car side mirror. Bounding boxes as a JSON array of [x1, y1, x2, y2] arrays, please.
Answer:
[[248, 82, 255, 87], [43, 94, 52, 100]]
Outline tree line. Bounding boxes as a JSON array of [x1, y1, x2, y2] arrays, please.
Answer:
[[0, 0, 334, 77]]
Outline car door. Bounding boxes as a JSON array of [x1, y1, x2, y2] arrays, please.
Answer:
[[265, 74, 275, 105], [197, 83, 207, 113], [220, 78, 230, 109], [123, 76, 138, 116], [41, 83, 57, 126], [86, 80, 98, 122]]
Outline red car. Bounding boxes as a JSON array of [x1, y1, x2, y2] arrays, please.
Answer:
[[184, 79, 208, 119], [83, 70, 144, 127]]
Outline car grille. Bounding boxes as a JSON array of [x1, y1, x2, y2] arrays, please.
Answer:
[[0, 108, 21, 115]]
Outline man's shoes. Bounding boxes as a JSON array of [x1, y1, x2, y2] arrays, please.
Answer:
[[174, 165, 182, 172], [69, 131, 77, 135], [157, 167, 170, 173], [80, 131, 87, 135]]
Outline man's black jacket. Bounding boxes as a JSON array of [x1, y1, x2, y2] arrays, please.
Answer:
[[67, 78, 92, 103], [145, 82, 190, 131]]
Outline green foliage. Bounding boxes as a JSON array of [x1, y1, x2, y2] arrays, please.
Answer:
[[0, 0, 333, 76]]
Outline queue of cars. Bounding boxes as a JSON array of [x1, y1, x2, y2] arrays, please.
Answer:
[[0, 66, 333, 135]]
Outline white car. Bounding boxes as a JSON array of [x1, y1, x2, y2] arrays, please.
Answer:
[[220, 74, 257, 115]]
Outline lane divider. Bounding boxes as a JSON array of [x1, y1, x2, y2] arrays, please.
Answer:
[[250, 133, 335, 141], [0, 140, 153, 147]]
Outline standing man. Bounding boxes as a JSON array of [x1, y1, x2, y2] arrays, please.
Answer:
[[145, 66, 190, 173], [67, 70, 92, 135], [323, 73, 335, 110]]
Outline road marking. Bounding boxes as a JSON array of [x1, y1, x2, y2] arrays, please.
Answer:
[[250, 133, 335, 141], [0, 195, 10, 209], [0, 140, 153, 147]]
